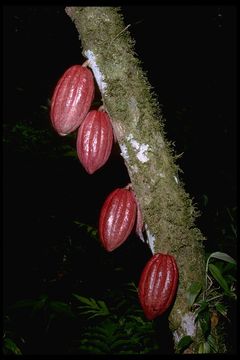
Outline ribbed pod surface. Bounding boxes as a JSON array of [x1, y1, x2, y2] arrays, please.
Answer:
[[76, 110, 113, 174], [99, 188, 137, 252], [50, 65, 94, 136], [138, 253, 178, 320]]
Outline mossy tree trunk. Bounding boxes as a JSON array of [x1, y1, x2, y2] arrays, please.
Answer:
[[65, 6, 206, 353]]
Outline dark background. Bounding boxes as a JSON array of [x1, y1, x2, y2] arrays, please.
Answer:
[[3, 5, 237, 354]]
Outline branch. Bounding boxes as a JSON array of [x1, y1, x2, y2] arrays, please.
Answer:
[[65, 6, 206, 352]]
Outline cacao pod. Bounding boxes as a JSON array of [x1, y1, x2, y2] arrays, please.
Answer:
[[99, 188, 137, 252], [50, 64, 94, 136], [138, 253, 178, 320], [76, 110, 113, 174]]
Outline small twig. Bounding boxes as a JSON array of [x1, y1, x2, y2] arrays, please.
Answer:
[[206, 274, 213, 292], [207, 285, 220, 295], [206, 294, 223, 303], [82, 60, 90, 67], [107, 24, 131, 48]]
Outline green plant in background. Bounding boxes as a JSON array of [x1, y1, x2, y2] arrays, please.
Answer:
[[72, 294, 110, 320], [9, 293, 75, 334], [73, 220, 98, 239], [3, 283, 160, 354], [3, 316, 23, 355], [184, 251, 237, 354], [3, 219, 236, 354], [3, 337, 22, 355], [70, 282, 160, 354], [3, 107, 78, 159]]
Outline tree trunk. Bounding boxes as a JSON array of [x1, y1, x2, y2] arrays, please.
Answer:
[[65, 6, 206, 353]]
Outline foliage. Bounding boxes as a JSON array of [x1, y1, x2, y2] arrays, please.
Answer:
[[10, 293, 75, 334], [70, 282, 160, 354], [3, 337, 22, 355], [72, 294, 110, 319], [3, 316, 23, 355], [3, 283, 161, 354], [185, 251, 237, 353], [8, 247, 236, 355], [3, 105, 78, 160], [3, 213, 237, 354]]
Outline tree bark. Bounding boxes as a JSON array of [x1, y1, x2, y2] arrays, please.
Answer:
[[65, 6, 206, 353]]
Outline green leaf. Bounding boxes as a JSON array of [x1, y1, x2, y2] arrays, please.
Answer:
[[88, 298, 99, 308], [80, 332, 107, 343], [100, 320, 118, 337], [111, 338, 135, 350], [198, 310, 211, 338], [97, 300, 110, 315], [215, 302, 227, 317], [87, 313, 107, 320], [74, 294, 109, 317], [177, 335, 193, 353], [73, 220, 81, 225], [208, 264, 230, 293], [225, 274, 237, 285], [126, 282, 138, 292], [72, 222, 98, 238], [118, 350, 136, 354], [207, 252, 236, 266], [77, 309, 97, 315], [207, 334, 218, 353], [81, 310, 106, 319], [125, 315, 146, 325], [198, 341, 210, 353], [32, 294, 48, 312], [205, 252, 237, 282], [187, 282, 202, 307], [49, 301, 74, 317], [222, 261, 237, 274], [73, 294, 95, 306], [79, 338, 110, 353], [3, 338, 22, 355], [63, 150, 77, 157], [76, 345, 103, 354], [195, 300, 208, 317], [78, 309, 109, 320]]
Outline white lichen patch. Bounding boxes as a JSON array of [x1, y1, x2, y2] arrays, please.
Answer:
[[181, 312, 197, 337], [173, 312, 197, 344], [128, 138, 139, 150], [126, 133, 150, 163], [119, 143, 129, 160], [159, 172, 165, 178], [84, 50, 107, 93], [136, 144, 149, 163], [145, 224, 155, 253]]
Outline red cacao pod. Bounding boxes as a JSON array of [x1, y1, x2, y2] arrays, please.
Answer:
[[138, 253, 178, 320], [50, 64, 94, 136], [76, 110, 113, 174], [99, 188, 137, 252]]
